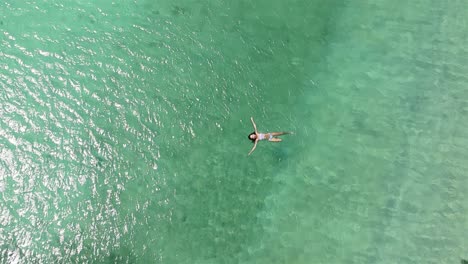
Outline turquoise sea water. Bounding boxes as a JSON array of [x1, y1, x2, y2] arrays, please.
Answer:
[[1, 0, 468, 263]]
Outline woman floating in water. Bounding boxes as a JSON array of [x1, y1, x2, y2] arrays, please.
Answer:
[[247, 117, 292, 155]]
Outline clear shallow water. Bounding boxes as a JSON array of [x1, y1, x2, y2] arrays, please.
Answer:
[[1, 0, 467, 263]]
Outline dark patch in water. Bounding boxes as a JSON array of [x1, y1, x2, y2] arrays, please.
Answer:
[[107, 247, 136, 264], [171, 5, 188, 16], [385, 197, 396, 209], [351, 120, 379, 138], [405, 94, 429, 113], [272, 147, 289, 161], [96, 155, 106, 168]]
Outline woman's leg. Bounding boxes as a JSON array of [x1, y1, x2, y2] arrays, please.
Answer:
[[269, 137, 282, 142], [270, 132, 291, 137]]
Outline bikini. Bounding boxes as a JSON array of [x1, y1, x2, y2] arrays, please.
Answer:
[[258, 133, 272, 140]]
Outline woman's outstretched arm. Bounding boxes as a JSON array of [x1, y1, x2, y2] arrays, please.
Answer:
[[248, 140, 258, 155], [250, 117, 258, 133]]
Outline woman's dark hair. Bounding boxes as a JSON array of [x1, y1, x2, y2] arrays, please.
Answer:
[[248, 132, 256, 143]]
